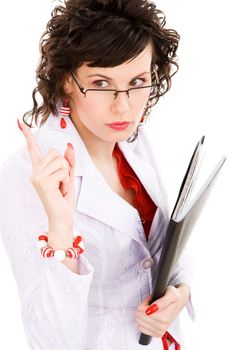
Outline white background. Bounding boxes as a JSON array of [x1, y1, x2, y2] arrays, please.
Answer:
[[0, 0, 232, 349]]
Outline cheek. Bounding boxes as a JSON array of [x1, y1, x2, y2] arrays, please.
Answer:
[[135, 104, 147, 119], [77, 101, 104, 126], [76, 96, 90, 110], [78, 97, 105, 114], [76, 100, 94, 120]]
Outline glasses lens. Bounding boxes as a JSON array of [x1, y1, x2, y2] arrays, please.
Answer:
[[85, 90, 114, 103], [129, 86, 157, 100], [85, 85, 158, 102]]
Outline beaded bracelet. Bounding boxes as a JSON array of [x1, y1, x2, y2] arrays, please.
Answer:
[[37, 233, 84, 262]]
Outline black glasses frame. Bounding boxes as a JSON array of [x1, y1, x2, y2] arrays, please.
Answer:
[[71, 72, 159, 100]]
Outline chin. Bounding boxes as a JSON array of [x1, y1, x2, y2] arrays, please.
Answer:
[[116, 133, 134, 143]]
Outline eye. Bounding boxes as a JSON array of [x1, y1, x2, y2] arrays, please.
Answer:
[[93, 80, 109, 88], [130, 78, 146, 87]]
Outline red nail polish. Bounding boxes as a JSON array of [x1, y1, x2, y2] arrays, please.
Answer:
[[67, 143, 74, 149], [145, 303, 158, 316], [17, 119, 22, 131]]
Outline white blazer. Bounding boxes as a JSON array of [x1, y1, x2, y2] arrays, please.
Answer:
[[0, 115, 194, 350]]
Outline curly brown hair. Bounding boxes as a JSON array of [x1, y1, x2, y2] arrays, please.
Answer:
[[23, 0, 180, 141]]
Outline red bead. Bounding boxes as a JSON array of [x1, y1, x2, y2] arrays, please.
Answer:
[[47, 249, 54, 258], [38, 235, 48, 242], [60, 118, 66, 129], [76, 246, 84, 254], [73, 236, 82, 248], [41, 246, 53, 258], [66, 250, 72, 258], [72, 236, 84, 254], [67, 247, 78, 259]]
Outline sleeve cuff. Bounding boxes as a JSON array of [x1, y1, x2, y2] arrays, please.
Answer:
[[41, 254, 94, 292]]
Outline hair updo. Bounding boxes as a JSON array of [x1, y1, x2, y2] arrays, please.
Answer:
[[23, 0, 180, 141]]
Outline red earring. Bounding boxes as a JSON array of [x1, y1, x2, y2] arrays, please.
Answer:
[[139, 116, 145, 125], [59, 99, 71, 129]]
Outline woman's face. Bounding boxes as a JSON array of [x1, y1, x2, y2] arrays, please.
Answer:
[[67, 42, 153, 145]]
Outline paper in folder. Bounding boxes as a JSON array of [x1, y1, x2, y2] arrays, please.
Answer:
[[139, 136, 226, 345]]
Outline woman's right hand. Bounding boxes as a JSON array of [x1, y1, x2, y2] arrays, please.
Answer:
[[18, 119, 76, 233]]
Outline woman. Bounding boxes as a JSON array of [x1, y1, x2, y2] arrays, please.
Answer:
[[0, 0, 194, 349]]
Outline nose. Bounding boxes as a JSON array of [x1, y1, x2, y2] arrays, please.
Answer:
[[110, 90, 131, 115]]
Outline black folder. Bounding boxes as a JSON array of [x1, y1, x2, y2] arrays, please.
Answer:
[[139, 136, 226, 345]]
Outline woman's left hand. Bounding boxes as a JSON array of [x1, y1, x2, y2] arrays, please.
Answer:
[[135, 284, 190, 338]]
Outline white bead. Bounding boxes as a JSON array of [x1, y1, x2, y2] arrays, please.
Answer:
[[54, 249, 66, 262], [37, 240, 48, 250]]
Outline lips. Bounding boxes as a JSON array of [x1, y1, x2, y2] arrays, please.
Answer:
[[107, 122, 131, 126], [106, 121, 131, 130]]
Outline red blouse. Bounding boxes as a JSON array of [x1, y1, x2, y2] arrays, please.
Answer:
[[113, 143, 157, 240]]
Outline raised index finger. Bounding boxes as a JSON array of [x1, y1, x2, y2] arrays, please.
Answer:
[[18, 119, 42, 168]]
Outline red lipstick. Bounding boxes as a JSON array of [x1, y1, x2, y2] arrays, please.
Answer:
[[106, 122, 131, 130]]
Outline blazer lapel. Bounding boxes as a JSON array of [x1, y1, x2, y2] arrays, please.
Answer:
[[76, 161, 147, 243]]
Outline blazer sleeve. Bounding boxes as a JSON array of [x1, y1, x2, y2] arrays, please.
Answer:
[[0, 147, 94, 350], [167, 246, 196, 320]]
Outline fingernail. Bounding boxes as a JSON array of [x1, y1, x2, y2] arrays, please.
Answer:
[[67, 143, 74, 149], [145, 303, 158, 316], [17, 118, 22, 131]]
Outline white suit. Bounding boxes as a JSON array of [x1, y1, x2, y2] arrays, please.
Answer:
[[0, 115, 194, 349]]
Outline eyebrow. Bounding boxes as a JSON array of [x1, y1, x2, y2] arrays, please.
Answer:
[[85, 72, 150, 81]]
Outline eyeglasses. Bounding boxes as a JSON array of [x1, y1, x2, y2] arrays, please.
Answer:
[[71, 72, 158, 104]]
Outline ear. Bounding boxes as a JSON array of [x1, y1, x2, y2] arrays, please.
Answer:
[[63, 73, 75, 94]]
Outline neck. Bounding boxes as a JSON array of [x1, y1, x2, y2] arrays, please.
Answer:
[[85, 139, 116, 164], [71, 116, 116, 164]]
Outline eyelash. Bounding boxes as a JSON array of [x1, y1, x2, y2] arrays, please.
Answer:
[[93, 78, 146, 88]]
